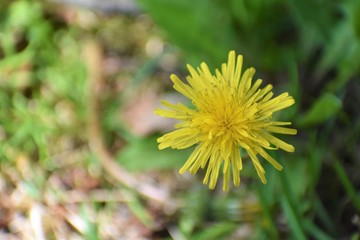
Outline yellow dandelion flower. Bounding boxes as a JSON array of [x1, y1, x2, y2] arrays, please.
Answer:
[[155, 50, 297, 191]]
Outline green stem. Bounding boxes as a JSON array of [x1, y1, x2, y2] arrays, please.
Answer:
[[279, 172, 307, 240], [256, 186, 279, 239], [333, 159, 360, 213]]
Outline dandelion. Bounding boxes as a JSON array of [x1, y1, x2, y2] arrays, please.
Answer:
[[155, 51, 297, 191]]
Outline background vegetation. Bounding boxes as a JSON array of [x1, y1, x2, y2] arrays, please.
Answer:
[[0, 0, 359, 239]]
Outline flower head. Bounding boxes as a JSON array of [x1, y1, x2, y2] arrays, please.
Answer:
[[155, 51, 297, 191]]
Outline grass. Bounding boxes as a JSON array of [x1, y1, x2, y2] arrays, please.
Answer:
[[0, 0, 359, 239]]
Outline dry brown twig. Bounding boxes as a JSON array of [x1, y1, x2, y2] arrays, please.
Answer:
[[84, 40, 171, 206]]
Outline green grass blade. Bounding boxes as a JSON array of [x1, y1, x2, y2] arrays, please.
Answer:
[[256, 186, 279, 239], [333, 159, 360, 213], [303, 219, 333, 240], [280, 173, 307, 240]]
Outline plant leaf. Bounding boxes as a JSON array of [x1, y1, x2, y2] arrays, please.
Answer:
[[297, 93, 342, 127]]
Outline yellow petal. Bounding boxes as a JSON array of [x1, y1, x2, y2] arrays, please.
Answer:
[[261, 132, 295, 152], [266, 125, 297, 135]]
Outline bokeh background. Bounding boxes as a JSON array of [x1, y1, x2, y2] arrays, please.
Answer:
[[1, 0, 360, 239]]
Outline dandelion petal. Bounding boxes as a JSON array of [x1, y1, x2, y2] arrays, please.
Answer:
[[155, 51, 297, 191]]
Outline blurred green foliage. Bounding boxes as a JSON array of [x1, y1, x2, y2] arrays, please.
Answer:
[[0, 0, 87, 169], [137, 0, 360, 239], [139, 0, 360, 75], [0, 0, 360, 239], [116, 135, 193, 171]]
